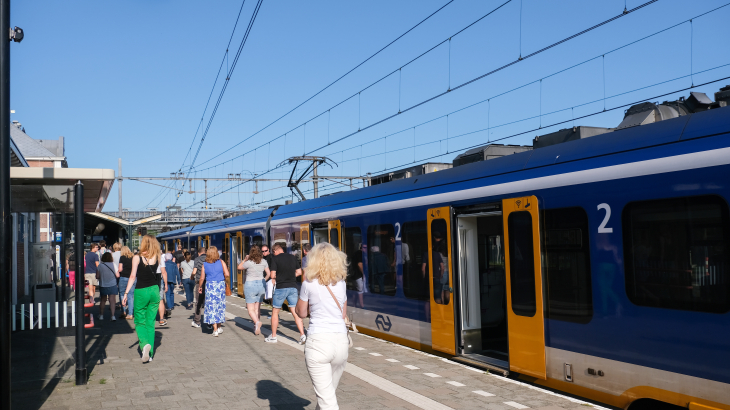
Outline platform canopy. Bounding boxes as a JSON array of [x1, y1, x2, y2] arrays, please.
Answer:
[[10, 167, 115, 213]]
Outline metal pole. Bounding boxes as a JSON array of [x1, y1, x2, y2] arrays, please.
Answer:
[[118, 158, 122, 215], [74, 181, 87, 385], [204, 180, 208, 209], [0, 0, 12, 404], [313, 160, 319, 199]]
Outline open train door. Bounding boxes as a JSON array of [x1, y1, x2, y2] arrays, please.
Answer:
[[502, 195, 546, 379], [427, 206, 456, 355], [328, 220, 342, 250], [233, 232, 244, 297]]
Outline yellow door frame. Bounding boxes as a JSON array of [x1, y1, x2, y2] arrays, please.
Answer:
[[328, 220, 342, 250], [427, 206, 456, 355], [235, 232, 244, 297], [502, 195, 546, 379]]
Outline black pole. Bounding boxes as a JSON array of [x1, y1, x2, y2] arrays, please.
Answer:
[[0, 0, 12, 405], [74, 181, 87, 385]]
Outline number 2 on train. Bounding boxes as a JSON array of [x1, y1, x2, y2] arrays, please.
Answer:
[[597, 203, 613, 233]]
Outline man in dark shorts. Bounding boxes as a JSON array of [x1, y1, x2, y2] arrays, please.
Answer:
[[190, 247, 207, 328], [265, 243, 306, 344]]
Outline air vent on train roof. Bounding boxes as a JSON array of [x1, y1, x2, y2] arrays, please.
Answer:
[[617, 91, 714, 130], [452, 144, 532, 167], [533, 126, 613, 149]]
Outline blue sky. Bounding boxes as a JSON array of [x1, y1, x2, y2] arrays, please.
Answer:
[[10, 0, 730, 212]]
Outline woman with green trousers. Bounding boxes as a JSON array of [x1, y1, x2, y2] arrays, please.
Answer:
[[122, 235, 162, 363]]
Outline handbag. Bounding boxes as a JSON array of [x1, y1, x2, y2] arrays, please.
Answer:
[[225, 281, 232, 296], [325, 285, 354, 348]]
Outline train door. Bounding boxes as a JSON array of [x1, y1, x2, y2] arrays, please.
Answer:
[[232, 233, 243, 297], [328, 220, 342, 250], [223, 234, 231, 291], [502, 196, 546, 379], [427, 206, 456, 355], [455, 206, 508, 368]]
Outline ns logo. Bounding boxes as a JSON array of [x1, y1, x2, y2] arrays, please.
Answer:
[[375, 315, 392, 332]]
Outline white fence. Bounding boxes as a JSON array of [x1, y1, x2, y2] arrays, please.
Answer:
[[12, 301, 77, 331]]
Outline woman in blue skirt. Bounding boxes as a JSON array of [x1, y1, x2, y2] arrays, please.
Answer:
[[198, 246, 230, 337]]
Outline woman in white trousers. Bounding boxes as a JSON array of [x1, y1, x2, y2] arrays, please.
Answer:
[[295, 243, 350, 410]]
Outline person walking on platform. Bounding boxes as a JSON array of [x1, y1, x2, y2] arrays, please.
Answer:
[[199, 246, 230, 336], [238, 246, 271, 335], [156, 255, 169, 326], [191, 247, 207, 328], [261, 245, 274, 307], [266, 243, 306, 344], [122, 235, 163, 363], [117, 246, 135, 320], [84, 243, 100, 306], [295, 242, 350, 410], [180, 251, 195, 309], [164, 253, 180, 317], [98, 252, 120, 321]]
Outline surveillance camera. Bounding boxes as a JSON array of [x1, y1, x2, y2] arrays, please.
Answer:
[[10, 26, 23, 43]]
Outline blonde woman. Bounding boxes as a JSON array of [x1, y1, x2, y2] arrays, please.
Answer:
[[295, 242, 349, 410], [117, 246, 135, 319], [122, 235, 163, 363], [199, 246, 230, 336]]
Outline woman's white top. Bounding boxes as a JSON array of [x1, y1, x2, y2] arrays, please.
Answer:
[[242, 259, 268, 281], [299, 278, 347, 334], [112, 251, 121, 273], [180, 260, 194, 280]]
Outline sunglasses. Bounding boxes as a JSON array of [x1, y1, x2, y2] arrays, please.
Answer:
[[262, 249, 269, 252]]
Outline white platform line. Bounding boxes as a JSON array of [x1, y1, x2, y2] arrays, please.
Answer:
[[446, 381, 465, 387], [225, 312, 454, 410], [504, 402, 529, 409], [404, 365, 420, 370], [369, 353, 382, 356], [473, 390, 495, 397], [386, 358, 400, 363], [424, 373, 441, 378], [354, 347, 366, 351]]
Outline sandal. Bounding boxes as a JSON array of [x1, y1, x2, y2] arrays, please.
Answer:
[[254, 321, 261, 335], [159, 320, 168, 326]]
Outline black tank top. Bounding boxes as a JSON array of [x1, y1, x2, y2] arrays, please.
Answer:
[[136, 256, 159, 289]]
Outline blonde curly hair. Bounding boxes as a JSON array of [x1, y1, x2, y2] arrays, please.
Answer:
[[304, 242, 348, 285]]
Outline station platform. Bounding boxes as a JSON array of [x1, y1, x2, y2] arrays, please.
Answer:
[[14, 291, 610, 410]]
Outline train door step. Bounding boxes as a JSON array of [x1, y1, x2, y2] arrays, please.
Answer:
[[452, 354, 509, 376]]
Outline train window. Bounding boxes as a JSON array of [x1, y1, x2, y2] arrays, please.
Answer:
[[507, 211, 537, 317], [367, 225, 396, 296], [430, 219, 450, 305], [623, 195, 730, 314], [544, 207, 593, 323], [344, 228, 364, 296], [402, 221, 429, 301], [329, 228, 340, 249]]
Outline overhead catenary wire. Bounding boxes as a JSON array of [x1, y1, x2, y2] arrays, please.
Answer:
[[188, 0, 456, 170], [193, 0, 656, 174]]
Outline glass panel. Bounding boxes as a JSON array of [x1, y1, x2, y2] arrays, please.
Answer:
[[344, 228, 364, 304], [430, 219, 449, 305], [367, 224, 396, 296], [329, 228, 340, 249], [623, 195, 730, 313], [544, 207, 593, 323], [507, 211, 536, 317], [402, 221, 429, 300]]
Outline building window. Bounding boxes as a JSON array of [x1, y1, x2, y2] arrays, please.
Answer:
[[344, 227, 363, 294], [402, 221, 429, 301], [623, 195, 730, 314], [368, 225, 396, 296], [544, 207, 593, 323], [507, 211, 536, 317]]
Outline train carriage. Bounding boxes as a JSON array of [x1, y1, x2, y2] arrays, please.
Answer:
[[159, 90, 730, 410]]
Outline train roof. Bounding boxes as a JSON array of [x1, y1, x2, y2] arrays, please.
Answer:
[[269, 105, 730, 225], [158, 104, 730, 235]]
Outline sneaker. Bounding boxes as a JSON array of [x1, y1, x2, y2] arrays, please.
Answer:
[[264, 336, 278, 343], [99, 315, 104, 321], [112, 316, 117, 322], [191, 321, 200, 328], [213, 330, 219, 337], [217, 327, 223, 334], [142, 344, 151, 362], [299, 334, 307, 345], [148, 357, 153, 362]]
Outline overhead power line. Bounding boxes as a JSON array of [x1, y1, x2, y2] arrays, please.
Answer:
[[192, 0, 656, 174]]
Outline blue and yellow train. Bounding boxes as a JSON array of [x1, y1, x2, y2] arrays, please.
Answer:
[[159, 87, 730, 410]]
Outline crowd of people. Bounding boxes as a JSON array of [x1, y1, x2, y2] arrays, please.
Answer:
[[80, 234, 350, 408]]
